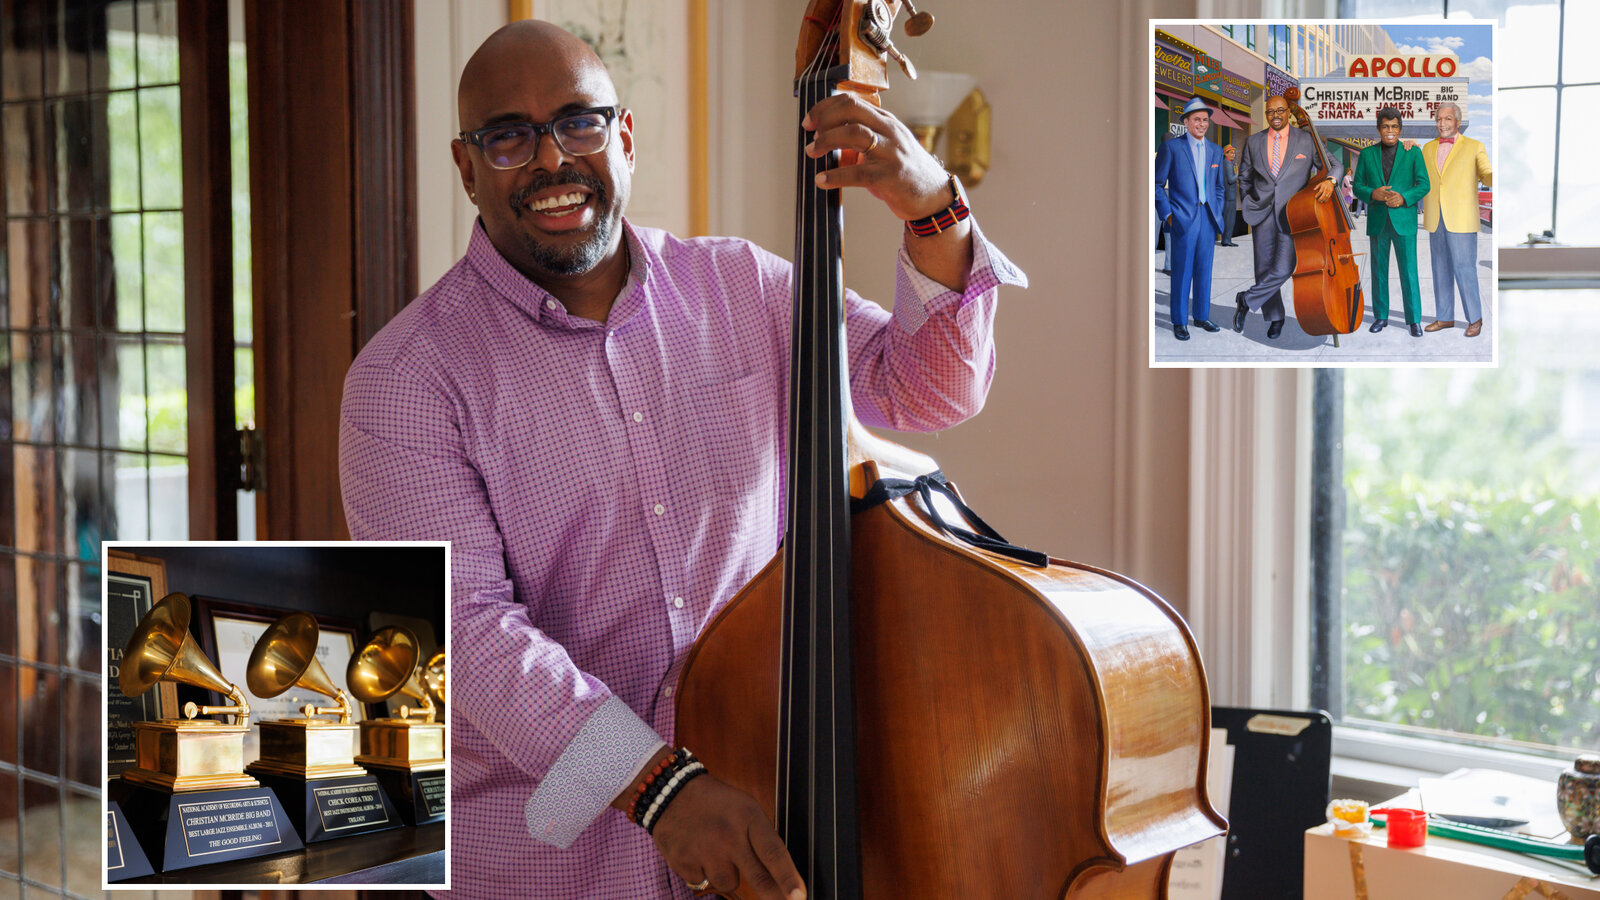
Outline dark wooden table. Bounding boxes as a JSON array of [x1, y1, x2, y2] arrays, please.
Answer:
[[121, 821, 445, 885]]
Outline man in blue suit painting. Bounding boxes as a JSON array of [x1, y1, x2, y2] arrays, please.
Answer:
[[1155, 96, 1226, 341]]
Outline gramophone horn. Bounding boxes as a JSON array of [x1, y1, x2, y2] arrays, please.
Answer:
[[423, 650, 446, 705], [347, 627, 436, 722], [120, 592, 250, 722], [246, 612, 352, 722], [347, 626, 420, 704]]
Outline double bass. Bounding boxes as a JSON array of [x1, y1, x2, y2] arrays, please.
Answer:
[[1282, 86, 1365, 338], [676, 2, 1226, 896]]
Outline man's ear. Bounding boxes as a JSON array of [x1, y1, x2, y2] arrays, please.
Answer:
[[618, 107, 635, 173], [451, 139, 477, 203]]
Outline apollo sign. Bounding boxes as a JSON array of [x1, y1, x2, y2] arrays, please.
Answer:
[[1347, 55, 1458, 78]]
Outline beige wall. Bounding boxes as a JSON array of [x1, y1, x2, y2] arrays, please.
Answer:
[[709, 0, 1198, 609], [416, 0, 1201, 614]]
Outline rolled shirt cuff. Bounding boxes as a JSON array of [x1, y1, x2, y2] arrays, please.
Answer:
[[893, 218, 1028, 334], [524, 695, 667, 849]]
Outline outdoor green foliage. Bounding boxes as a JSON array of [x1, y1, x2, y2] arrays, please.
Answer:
[[103, 31, 256, 451], [1343, 349, 1600, 753]]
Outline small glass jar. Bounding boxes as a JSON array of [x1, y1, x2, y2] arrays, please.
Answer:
[[1557, 754, 1600, 839]]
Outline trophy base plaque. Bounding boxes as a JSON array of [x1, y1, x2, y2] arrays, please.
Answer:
[[253, 771, 402, 843], [355, 718, 445, 771], [364, 760, 447, 825], [121, 719, 260, 793], [105, 800, 155, 881], [245, 719, 367, 780], [116, 783, 303, 872]]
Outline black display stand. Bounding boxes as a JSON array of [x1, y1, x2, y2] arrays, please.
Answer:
[[254, 771, 402, 843], [368, 766, 446, 825], [117, 783, 304, 872], [105, 801, 155, 881], [1211, 706, 1333, 900]]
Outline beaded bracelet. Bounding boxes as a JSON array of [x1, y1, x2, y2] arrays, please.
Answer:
[[641, 760, 708, 834], [626, 748, 689, 826]]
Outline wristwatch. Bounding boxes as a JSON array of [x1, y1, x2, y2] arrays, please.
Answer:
[[905, 173, 970, 237]]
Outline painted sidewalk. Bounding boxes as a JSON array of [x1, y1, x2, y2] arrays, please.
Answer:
[[1153, 218, 1494, 364]]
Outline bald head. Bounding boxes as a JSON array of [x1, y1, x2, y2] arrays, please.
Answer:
[[457, 20, 617, 133], [450, 19, 636, 310]]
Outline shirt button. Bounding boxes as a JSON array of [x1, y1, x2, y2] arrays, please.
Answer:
[[654, 504, 665, 516], [673, 597, 685, 609], [632, 411, 644, 423], [544, 299, 557, 310], [662, 685, 675, 697]]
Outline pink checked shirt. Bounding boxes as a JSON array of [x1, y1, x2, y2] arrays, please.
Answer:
[[339, 218, 1025, 899]]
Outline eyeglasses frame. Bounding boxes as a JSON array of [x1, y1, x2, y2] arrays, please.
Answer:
[[456, 105, 624, 169]]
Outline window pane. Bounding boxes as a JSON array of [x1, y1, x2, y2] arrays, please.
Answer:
[[1565, 0, 1600, 84], [113, 336, 146, 449], [150, 453, 186, 539], [10, 332, 54, 443], [1497, 88, 1555, 247], [1342, 291, 1600, 754], [107, 89, 140, 211], [1342, 0, 1443, 19], [12, 445, 58, 555], [146, 340, 185, 454], [139, 85, 182, 209], [7, 220, 49, 329], [110, 211, 142, 329], [112, 450, 148, 539], [61, 333, 98, 446], [106, 1, 138, 90], [142, 210, 183, 331], [1450, 0, 1558, 87], [1557, 86, 1600, 245], [135, 0, 179, 86]]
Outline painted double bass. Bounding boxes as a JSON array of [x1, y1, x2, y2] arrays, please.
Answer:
[[1282, 86, 1365, 337], [675, 2, 1226, 897]]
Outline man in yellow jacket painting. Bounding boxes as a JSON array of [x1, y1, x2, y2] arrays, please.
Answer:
[[1421, 102, 1493, 338]]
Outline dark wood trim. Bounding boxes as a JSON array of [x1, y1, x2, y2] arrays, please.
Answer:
[[178, 0, 237, 539], [246, 0, 414, 539], [350, 0, 418, 346]]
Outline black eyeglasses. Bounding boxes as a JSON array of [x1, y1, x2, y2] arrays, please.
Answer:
[[458, 106, 621, 170]]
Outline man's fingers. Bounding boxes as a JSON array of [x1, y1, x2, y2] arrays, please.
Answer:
[[731, 839, 790, 900], [750, 825, 807, 900]]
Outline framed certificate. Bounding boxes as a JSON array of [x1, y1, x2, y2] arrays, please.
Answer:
[[105, 551, 178, 779], [191, 597, 362, 765]]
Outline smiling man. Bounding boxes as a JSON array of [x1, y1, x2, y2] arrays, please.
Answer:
[[1420, 101, 1492, 337], [338, 19, 1025, 900], [1354, 107, 1430, 337], [1154, 96, 1226, 341], [1234, 93, 1340, 339]]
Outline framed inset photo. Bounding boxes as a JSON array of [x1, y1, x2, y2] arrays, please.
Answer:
[[191, 597, 363, 766], [105, 550, 179, 779]]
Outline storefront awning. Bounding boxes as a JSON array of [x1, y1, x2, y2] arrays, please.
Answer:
[[1208, 105, 1253, 132], [1156, 87, 1188, 107]]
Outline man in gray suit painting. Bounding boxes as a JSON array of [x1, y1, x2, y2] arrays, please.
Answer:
[[1234, 94, 1340, 339]]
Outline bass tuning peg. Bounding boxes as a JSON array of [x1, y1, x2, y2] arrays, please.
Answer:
[[901, 0, 934, 37]]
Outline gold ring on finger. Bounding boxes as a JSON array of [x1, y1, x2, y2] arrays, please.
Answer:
[[687, 878, 711, 891], [865, 131, 879, 154]]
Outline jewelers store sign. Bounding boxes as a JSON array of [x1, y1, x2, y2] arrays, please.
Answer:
[[1297, 77, 1471, 139]]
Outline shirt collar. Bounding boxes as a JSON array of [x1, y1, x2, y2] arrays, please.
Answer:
[[1438, 135, 1457, 144], [466, 217, 652, 330]]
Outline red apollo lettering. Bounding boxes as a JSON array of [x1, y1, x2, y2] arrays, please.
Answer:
[[1349, 58, 1368, 77], [1439, 57, 1455, 77], [1387, 58, 1406, 77]]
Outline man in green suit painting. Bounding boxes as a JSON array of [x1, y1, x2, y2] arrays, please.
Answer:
[[1354, 107, 1430, 337]]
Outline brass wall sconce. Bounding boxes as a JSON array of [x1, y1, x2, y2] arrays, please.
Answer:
[[890, 70, 990, 186]]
